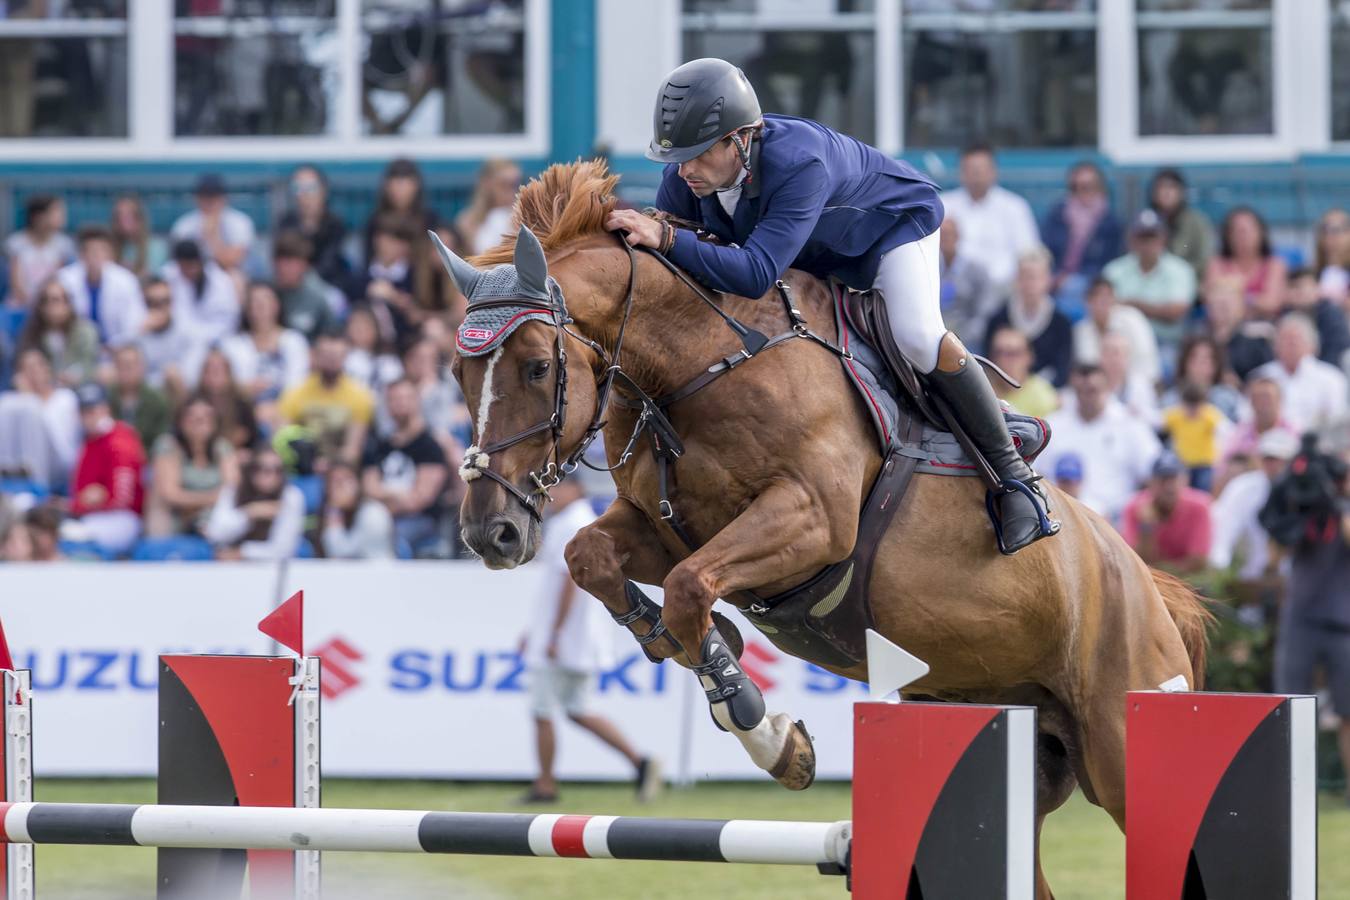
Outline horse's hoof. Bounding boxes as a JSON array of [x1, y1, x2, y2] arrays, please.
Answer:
[[768, 719, 815, 791], [711, 610, 744, 659]]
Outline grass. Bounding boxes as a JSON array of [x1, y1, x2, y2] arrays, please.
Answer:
[[26, 779, 1350, 899]]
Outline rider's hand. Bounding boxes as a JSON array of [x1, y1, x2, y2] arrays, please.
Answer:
[[605, 208, 664, 249]]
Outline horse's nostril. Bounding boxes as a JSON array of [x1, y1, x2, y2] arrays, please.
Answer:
[[492, 521, 521, 551]]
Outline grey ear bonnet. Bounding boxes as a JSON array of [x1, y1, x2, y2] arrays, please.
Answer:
[[433, 226, 565, 358]]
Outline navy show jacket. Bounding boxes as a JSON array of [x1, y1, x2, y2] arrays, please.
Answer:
[[656, 114, 944, 298]]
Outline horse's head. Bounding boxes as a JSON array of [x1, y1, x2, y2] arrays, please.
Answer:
[[435, 225, 602, 569]]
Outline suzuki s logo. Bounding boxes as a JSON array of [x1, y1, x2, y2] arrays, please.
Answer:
[[312, 637, 364, 700], [739, 642, 779, 693]]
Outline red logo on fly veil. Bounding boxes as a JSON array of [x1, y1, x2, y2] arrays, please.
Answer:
[[311, 637, 364, 699], [739, 642, 779, 693], [460, 327, 493, 341]]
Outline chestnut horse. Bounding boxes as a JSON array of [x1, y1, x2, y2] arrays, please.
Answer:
[[444, 161, 1210, 898]]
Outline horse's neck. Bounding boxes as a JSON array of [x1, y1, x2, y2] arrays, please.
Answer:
[[560, 246, 733, 397]]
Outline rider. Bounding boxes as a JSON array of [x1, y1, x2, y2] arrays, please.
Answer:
[[604, 57, 1058, 555]]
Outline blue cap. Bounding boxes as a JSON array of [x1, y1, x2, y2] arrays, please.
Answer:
[[1152, 450, 1185, 478], [75, 382, 108, 409], [1054, 453, 1084, 483]]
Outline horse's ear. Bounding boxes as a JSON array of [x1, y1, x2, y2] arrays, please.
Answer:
[[514, 225, 549, 297], [428, 230, 481, 296]]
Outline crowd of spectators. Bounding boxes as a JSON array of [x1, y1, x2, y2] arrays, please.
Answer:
[[939, 142, 1350, 588], [0, 157, 525, 562], [1, 143, 1349, 583]]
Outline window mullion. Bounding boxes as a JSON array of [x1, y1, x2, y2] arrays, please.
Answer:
[[130, 0, 172, 151], [337, 0, 361, 143]]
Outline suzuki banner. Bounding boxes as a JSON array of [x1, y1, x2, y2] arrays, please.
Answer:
[[0, 561, 864, 781]]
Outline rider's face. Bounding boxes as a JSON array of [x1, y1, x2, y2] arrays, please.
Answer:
[[678, 138, 743, 197]]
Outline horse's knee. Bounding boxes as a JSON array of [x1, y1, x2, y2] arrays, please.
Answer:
[[662, 563, 715, 642], [565, 525, 620, 596]]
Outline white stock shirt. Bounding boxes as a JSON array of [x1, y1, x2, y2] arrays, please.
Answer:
[[524, 498, 617, 674]]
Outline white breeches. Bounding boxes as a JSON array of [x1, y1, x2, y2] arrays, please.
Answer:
[[872, 228, 947, 374]]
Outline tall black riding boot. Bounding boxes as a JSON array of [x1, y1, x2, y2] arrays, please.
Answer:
[[926, 333, 1059, 554]]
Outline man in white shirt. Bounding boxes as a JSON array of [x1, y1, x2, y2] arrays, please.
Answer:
[[520, 481, 660, 804], [1209, 429, 1298, 579], [162, 240, 240, 349], [1040, 364, 1162, 524], [170, 173, 256, 274], [1250, 313, 1348, 432], [939, 142, 1041, 291], [1073, 276, 1162, 385], [57, 225, 145, 347]]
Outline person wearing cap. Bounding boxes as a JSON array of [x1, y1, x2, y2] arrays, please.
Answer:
[[1120, 450, 1212, 574], [1051, 454, 1085, 500], [1102, 208, 1197, 369], [1039, 161, 1122, 321], [605, 57, 1057, 554], [64, 382, 146, 556], [162, 239, 241, 353], [1209, 428, 1298, 580], [56, 224, 146, 347], [170, 174, 257, 274]]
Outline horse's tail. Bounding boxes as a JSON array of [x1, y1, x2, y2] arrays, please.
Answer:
[[1149, 568, 1215, 690]]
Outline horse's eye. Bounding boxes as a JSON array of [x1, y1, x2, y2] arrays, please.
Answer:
[[528, 360, 551, 382]]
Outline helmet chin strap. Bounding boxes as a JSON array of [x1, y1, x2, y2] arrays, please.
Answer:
[[728, 128, 754, 183]]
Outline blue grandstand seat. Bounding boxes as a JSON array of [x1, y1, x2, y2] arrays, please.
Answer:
[[56, 540, 120, 561], [290, 474, 324, 516], [0, 479, 48, 503], [130, 535, 214, 562], [0, 306, 27, 344]]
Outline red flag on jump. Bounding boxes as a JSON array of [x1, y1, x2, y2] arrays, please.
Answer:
[[259, 590, 304, 657], [0, 616, 14, 672]]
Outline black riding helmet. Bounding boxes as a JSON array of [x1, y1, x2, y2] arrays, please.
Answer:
[[646, 58, 762, 164]]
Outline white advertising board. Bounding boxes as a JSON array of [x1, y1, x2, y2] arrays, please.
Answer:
[[0, 561, 863, 781]]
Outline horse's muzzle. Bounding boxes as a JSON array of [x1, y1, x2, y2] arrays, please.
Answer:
[[462, 512, 537, 570]]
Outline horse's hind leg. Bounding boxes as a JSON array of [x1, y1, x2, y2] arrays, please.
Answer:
[[660, 481, 844, 790]]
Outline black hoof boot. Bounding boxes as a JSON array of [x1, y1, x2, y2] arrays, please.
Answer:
[[694, 625, 765, 733]]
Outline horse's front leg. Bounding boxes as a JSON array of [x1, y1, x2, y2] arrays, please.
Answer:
[[564, 495, 686, 661], [662, 481, 842, 791]]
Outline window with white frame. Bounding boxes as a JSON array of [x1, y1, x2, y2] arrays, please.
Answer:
[[0, 0, 544, 159], [174, 1, 338, 137], [902, 1, 1098, 149], [680, 0, 877, 145], [362, 0, 528, 137], [0, 0, 128, 138], [1331, 0, 1350, 141], [1136, 0, 1273, 137]]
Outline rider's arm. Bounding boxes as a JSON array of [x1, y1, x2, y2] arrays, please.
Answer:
[[666, 159, 829, 299]]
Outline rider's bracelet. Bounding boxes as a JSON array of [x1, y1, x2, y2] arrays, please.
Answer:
[[659, 222, 676, 254]]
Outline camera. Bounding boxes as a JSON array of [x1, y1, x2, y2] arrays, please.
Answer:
[[1259, 433, 1349, 547]]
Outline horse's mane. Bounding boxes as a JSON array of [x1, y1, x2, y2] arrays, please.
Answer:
[[472, 159, 620, 267]]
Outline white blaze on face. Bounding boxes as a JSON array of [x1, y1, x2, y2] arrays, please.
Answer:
[[460, 346, 504, 482]]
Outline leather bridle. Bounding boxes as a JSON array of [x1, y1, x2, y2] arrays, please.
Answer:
[[459, 233, 846, 534]]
